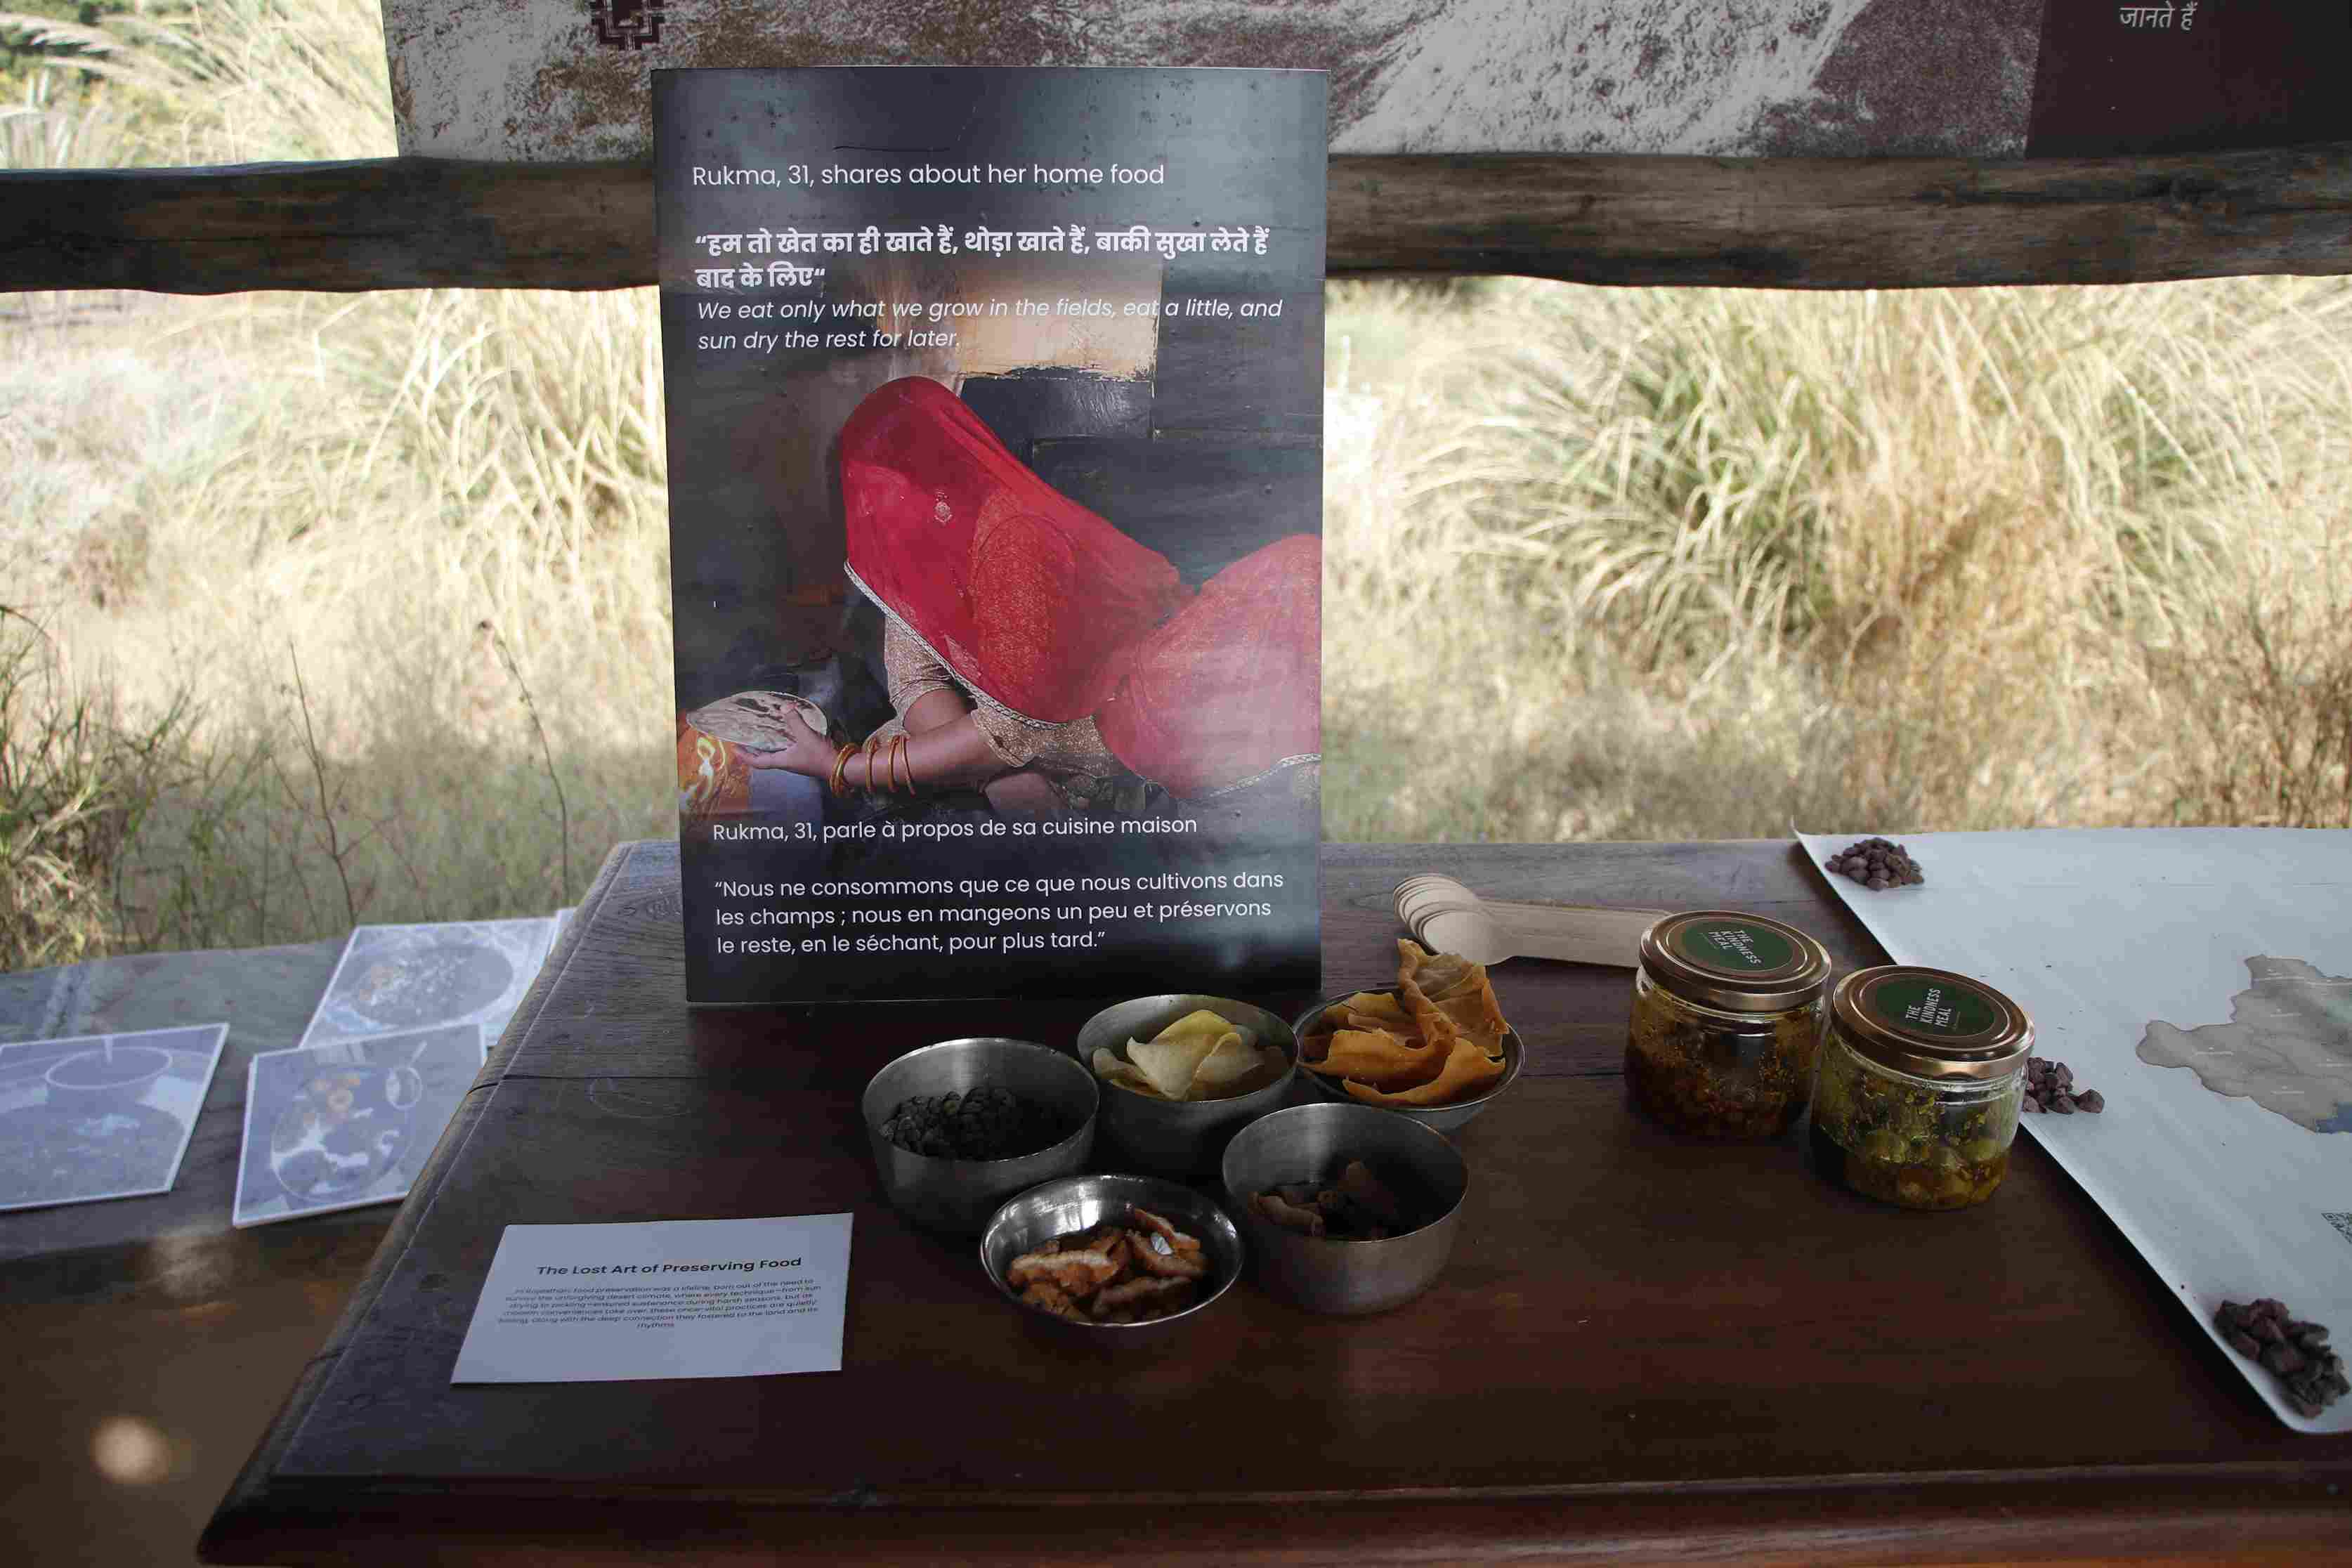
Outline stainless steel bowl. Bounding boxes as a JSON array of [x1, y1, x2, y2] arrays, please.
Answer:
[[861, 1038, 1099, 1235], [979, 1172, 1242, 1336], [1221, 1102, 1468, 1317], [1291, 986, 1524, 1136], [1070, 995, 1297, 1176]]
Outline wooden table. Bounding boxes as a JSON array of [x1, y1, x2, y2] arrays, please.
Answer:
[[202, 841, 2352, 1565]]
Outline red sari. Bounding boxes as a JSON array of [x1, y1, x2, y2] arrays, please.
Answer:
[[839, 377, 1319, 797]]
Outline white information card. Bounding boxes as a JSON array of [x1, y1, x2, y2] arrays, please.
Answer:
[[451, 1214, 854, 1383]]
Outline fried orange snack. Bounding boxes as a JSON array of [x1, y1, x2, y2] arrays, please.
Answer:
[[1302, 945, 1514, 1106], [1299, 1027, 1446, 1089], [1397, 939, 1510, 1056], [1342, 1035, 1505, 1106], [1335, 990, 1412, 1028]]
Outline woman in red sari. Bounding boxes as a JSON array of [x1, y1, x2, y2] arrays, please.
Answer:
[[750, 377, 1319, 814]]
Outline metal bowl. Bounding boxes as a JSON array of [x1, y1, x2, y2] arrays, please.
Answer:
[[1291, 987, 1524, 1136], [1221, 1102, 1469, 1317], [979, 1173, 1242, 1337], [861, 1038, 1098, 1235], [1070, 995, 1297, 1176]]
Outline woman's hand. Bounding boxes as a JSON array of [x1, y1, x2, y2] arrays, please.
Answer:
[[738, 708, 837, 778]]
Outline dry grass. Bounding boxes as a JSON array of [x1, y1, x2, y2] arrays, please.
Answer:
[[1323, 278, 2352, 841], [4, 2, 2349, 967], [2, 0, 673, 960]]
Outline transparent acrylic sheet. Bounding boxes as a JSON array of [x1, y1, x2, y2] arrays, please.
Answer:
[[299, 918, 557, 1054], [232, 1022, 485, 1228], [0, 1024, 228, 1212]]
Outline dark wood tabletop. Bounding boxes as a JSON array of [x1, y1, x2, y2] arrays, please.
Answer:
[[201, 840, 2352, 1566]]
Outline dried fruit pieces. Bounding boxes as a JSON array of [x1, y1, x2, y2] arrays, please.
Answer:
[[1005, 1206, 1209, 1324], [2021, 1055, 2105, 1115], [1248, 1160, 1437, 1241], [2215, 1298, 2348, 1417], [1825, 837, 1925, 891]]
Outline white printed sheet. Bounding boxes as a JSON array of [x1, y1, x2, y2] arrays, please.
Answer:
[[1796, 827, 2352, 1433], [451, 1215, 855, 1383]]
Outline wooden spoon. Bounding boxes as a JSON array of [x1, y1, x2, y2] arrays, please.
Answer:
[[1393, 875, 1665, 968]]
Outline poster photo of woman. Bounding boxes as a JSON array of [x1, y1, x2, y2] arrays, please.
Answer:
[[655, 67, 1326, 1002]]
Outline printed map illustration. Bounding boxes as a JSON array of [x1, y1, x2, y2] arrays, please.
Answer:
[[2138, 957, 2352, 1135]]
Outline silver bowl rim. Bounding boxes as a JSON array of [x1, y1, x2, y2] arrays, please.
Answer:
[[1074, 994, 1298, 1111], [1221, 1100, 1472, 1248], [1288, 986, 1524, 1113], [44, 1043, 176, 1090], [863, 1036, 1101, 1169], [978, 1172, 1244, 1331]]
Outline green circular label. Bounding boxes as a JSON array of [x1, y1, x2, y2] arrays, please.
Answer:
[[1671, 918, 1796, 974], [1868, 975, 2000, 1038]]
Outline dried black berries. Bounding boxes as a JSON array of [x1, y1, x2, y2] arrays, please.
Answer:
[[1824, 837, 1925, 891], [2215, 1298, 2348, 1417], [2021, 1055, 2103, 1115], [880, 1087, 1066, 1162]]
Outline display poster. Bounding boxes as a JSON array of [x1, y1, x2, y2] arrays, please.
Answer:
[[389, 2, 2352, 166], [655, 67, 1326, 1004]]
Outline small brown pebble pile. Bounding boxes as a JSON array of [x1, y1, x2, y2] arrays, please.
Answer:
[[1824, 837, 1925, 890], [2214, 1298, 2348, 1417], [2021, 1055, 2103, 1115]]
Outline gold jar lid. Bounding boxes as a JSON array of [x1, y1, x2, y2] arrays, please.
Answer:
[[1829, 965, 2033, 1081], [1636, 910, 1832, 1014]]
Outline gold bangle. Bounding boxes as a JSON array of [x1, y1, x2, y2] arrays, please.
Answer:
[[863, 738, 882, 793], [828, 744, 856, 799], [891, 734, 913, 795]]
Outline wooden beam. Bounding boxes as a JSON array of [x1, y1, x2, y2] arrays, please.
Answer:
[[6, 144, 2352, 294]]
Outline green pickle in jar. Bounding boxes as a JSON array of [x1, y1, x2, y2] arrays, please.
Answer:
[[1805, 966, 2032, 1211], [1625, 912, 1832, 1137]]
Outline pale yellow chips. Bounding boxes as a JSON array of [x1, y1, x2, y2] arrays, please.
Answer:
[[1091, 1008, 1286, 1103]]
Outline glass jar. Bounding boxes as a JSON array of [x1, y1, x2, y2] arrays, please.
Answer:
[[1805, 965, 2033, 1210], [1625, 910, 1833, 1137]]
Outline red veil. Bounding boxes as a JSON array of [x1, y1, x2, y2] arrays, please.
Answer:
[[839, 377, 1319, 797]]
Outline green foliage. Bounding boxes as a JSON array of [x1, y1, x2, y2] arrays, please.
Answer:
[[0, 613, 196, 968]]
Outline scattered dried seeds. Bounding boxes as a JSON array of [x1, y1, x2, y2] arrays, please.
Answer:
[[2215, 1298, 2348, 1417]]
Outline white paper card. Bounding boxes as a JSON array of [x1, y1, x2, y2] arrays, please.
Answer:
[[1796, 827, 2352, 1433], [450, 1214, 854, 1383]]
